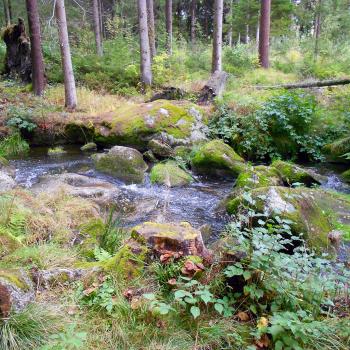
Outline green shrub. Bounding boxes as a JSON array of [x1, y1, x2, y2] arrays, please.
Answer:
[[0, 133, 30, 158], [6, 105, 37, 133], [210, 92, 324, 161]]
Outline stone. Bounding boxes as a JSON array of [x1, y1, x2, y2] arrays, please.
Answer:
[[92, 146, 148, 184], [191, 139, 245, 178], [143, 150, 158, 163], [341, 169, 350, 183], [31, 173, 120, 206], [81, 142, 97, 152], [272, 160, 320, 187], [0, 171, 16, 192], [0, 269, 35, 317], [131, 221, 211, 260], [148, 139, 174, 158], [150, 161, 193, 187]]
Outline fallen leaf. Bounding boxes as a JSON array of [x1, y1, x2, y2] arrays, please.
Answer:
[[237, 311, 250, 322], [255, 334, 270, 348]]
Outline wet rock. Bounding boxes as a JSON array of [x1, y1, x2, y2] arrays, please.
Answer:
[[31, 173, 120, 206], [81, 142, 97, 152], [341, 169, 350, 183], [131, 221, 211, 261], [199, 224, 212, 242], [234, 165, 282, 192], [328, 230, 343, 249], [0, 269, 35, 317], [0, 171, 16, 191], [92, 146, 148, 184], [148, 139, 174, 158], [143, 150, 158, 163], [191, 139, 245, 178], [150, 161, 193, 187], [272, 160, 320, 187]]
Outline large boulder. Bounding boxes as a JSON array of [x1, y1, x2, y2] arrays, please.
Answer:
[[92, 146, 148, 184], [31, 173, 121, 206], [225, 186, 349, 250], [148, 139, 174, 159], [191, 139, 245, 177], [131, 221, 211, 261], [150, 161, 193, 187], [0, 269, 35, 317], [341, 169, 350, 183], [272, 160, 320, 187]]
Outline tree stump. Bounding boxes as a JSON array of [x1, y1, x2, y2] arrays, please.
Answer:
[[2, 18, 32, 82], [198, 71, 228, 104]]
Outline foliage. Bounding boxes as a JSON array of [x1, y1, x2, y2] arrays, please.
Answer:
[[0, 133, 30, 159], [6, 105, 37, 133], [210, 92, 325, 161]]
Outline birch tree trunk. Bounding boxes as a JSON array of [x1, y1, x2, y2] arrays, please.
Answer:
[[55, 0, 78, 109], [137, 0, 152, 87], [26, 0, 45, 96], [146, 0, 156, 59], [190, 0, 196, 44], [165, 0, 173, 55], [212, 0, 223, 73], [258, 0, 271, 68], [92, 0, 103, 56]]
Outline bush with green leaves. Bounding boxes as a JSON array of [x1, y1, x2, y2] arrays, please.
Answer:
[[6, 105, 37, 133], [210, 92, 325, 161]]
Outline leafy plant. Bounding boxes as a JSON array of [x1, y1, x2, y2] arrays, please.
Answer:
[[0, 133, 30, 158], [6, 105, 37, 133]]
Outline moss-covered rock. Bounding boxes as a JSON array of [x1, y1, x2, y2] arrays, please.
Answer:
[[191, 139, 245, 178], [0, 230, 23, 257], [143, 150, 158, 163], [235, 165, 282, 191], [0, 269, 35, 317], [226, 186, 337, 250], [272, 160, 320, 187], [81, 142, 97, 152], [150, 161, 193, 187], [341, 169, 350, 183], [131, 221, 211, 260], [323, 136, 350, 163], [92, 146, 148, 184], [148, 139, 174, 158]]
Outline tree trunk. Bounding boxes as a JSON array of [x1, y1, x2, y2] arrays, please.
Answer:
[[147, 0, 156, 59], [92, 0, 103, 56], [3, 0, 11, 26], [314, 0, 322, 61], [258, 0, 271, 68], [190, 0, 196, 44], [137, 0, 152, 87], [55, 0, 77, 109], [256, 78, 350, 90], [7, 0, 12, 22], [212, 0, 223, 73], [26, 0, 45, 96], [165, 0, 172, 55], [227, 0, 233, 47]]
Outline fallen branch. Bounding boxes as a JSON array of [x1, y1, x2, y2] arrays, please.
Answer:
[[256, 78, 350, 90]]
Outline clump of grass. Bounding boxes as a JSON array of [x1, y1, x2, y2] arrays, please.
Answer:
[[0, 133, 29, 158], [0, 303, 60, 350]]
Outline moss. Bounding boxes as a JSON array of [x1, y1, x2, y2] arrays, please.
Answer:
[[0, 269, 30, 291], [102, 242, 148, 279], [341, 169, 350, 183], [81, 142, 97, 152], [0, 230, 23, 257], [0, 156, 9, 167], [150, 161, 193, 187], [323, 136, 350, 159], [191, 139, 245, 177]]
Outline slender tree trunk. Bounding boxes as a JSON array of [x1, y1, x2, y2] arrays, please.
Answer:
[[228, 0, 233, 47], [256, 19, 260, 50], [165, 0, 172, 55], [258, 0, 271, 68], [190, 0, 196, 44], [137, 0, 152, 87], [98, 0, 104, 38], [147, 0, 156, 59], [212, 0, 223, 73], [26, 0, 45, 96], [92, 0, 103, 56], [314, 0, 322, 61], [3, 0, 11, 26], [55, 0, 77, 109], [8, 0, 12, 22]]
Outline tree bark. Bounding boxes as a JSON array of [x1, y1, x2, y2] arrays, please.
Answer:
[[26, 0, 45, 96], [3, 0, 11, 26], [92, 0, 103, 56], [190, 0, 196, 44], [146, 0, 156, 59], [212, 0, 223, 73], [259, 0, 271, 68], [55, 0, 77, 109], [256, 78, 350, 90], [198, 71, 228, 104], [227, 0, 233, 47], [165, 0, 172, 55], [137, 0, 152, 87], [314, 0, 322, 61]]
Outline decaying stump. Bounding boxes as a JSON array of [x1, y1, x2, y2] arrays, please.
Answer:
[[2, 18, 32, 82], [198, 71, 228, 104], [148, 86, 186, 102]]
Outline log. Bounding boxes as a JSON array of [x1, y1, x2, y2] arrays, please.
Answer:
[[256, 78, 350, 90], [2, 18, 32, 82], [198, 71, 228, 104]]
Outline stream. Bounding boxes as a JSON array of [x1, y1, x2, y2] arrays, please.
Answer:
[[10, 146, 350, 249]]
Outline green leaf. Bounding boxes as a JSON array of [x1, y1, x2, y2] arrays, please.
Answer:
[[190, 306, 200, 319], [214, 303, 224, 315], [243, 270, 252, 280]]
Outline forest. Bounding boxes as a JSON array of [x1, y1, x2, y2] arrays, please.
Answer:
[[0, 0, 350, 349]]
